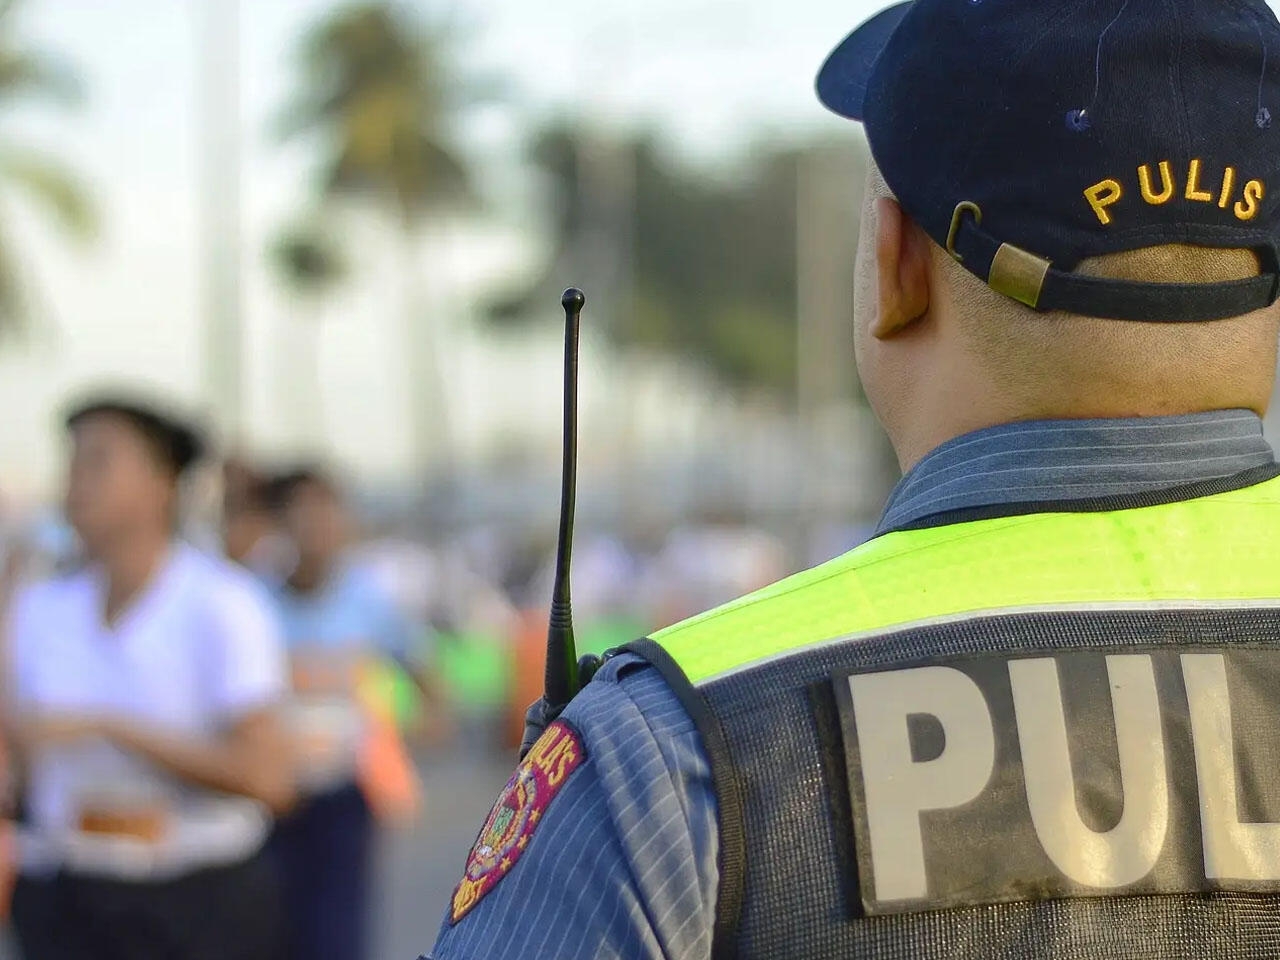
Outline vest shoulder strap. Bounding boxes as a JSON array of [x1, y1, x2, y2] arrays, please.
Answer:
[[652, 474, 1280, 685], [633, 473, 1280, 958]]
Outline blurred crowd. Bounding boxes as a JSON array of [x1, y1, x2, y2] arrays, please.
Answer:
[[0, 389, 821, 960]]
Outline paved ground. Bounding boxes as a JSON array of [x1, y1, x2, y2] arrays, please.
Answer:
[[374, 749, 514, 960], [0, 746, 518, 960]]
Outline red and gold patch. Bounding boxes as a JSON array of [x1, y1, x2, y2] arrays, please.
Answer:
[[449, 720, 586, 924]]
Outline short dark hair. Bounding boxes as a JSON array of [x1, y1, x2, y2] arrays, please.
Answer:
[[65, 395, 206, 477], [224, 457, 274, 515], [264, 464, 339, 514]]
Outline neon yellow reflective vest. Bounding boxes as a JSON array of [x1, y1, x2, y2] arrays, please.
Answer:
[[652, 473, 1280, 685], [626, 472, 1280, 960]]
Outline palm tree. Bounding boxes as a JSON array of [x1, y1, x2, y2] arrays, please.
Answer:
[[276, 2, 474, 476], [0, 0, 93, 337], [269, 221, 346, 453]]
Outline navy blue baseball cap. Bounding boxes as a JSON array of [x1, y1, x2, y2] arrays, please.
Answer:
[[818, 0, 1280, 323]]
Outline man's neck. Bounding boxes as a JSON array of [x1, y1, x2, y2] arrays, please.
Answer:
[[877, 410, 1274, 535], [99, 529, 172, 625], [892, 394, 1025, 473]]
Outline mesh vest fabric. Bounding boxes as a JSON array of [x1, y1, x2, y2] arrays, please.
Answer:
[[631, 474, 1280, 959]]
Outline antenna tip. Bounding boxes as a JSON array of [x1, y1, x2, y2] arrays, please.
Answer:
[[562, 288, 586, 313]]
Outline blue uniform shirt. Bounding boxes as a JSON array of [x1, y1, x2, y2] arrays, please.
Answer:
[[427, 410, 1275, 960]]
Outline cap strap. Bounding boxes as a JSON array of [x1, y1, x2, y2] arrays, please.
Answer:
[[1036, 270, 1280, 323], [947, 204, 1280, 323], [989, 244, 1052, 308]]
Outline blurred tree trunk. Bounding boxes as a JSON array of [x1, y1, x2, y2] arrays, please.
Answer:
[[399, 227, 453, 480], [266, 226, 345, 455], [273, 3, 477, 477], [198, 0, 243, 432], [276, 305, 326, 456]]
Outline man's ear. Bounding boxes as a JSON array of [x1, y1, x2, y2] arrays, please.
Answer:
[[871, 197, 933, 340]]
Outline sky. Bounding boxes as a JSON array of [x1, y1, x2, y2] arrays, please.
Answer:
[[0, 0, 885, 496], [0, 0, 1278, 496]]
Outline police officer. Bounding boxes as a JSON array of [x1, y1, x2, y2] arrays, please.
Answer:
[[428, 2, 1280, 957]]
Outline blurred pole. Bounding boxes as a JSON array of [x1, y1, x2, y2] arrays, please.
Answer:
[[796, 143, 862, 561], [795, 147, 824, 560], [401, 223, 455, 483], [198, 0, 244, 433], [576, 131, 637, 513], [276, 305, 327, 458], [570, 15, 640, 525]]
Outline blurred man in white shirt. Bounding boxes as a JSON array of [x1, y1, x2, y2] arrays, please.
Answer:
[[6, 395, 294, 960]]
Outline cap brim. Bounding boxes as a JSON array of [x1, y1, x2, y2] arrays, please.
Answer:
[[816, 2, 913, 121]]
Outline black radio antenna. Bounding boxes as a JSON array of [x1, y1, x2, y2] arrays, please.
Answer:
[[544, 288, 584, 711], [520, 287, 601, 759]]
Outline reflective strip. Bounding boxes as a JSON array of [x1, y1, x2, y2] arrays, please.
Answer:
[[693, 599, 1280, 687], [651, 476, 1280, 685]]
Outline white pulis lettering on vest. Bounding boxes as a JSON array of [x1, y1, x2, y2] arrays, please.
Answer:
[[849, 667, 996, 901], [834, 647, 1280, 916]]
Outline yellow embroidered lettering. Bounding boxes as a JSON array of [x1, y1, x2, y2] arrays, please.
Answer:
[[552, 744, 578, 785], [1185, 159, 1213, 202], [1219, 167, 1237, 209], [527, 727, 561, 767], [1138, 162, 1175, 205], [453, 878, 481, 917], [1084, 179, 1123, 225], [1235, 180, 1265, 221], [535, 735, 574, 784]]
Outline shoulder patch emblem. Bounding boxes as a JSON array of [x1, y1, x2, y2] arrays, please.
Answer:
[[449, 720, 586, 924]]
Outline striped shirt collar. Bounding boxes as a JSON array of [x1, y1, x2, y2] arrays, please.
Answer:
[[876, 410, 1276, 535]]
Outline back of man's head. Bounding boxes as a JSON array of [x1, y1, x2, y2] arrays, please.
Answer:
[[851, 162, 1280, 468], [824, 0, 1280, 465], [933, 215, 1280, 420]]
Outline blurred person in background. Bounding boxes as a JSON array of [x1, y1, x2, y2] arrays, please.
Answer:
[[5, 396, 293, 960], [0, 534, 35, 922], [223, 456, 295, 582], [355, 533, 518, 749], [266, 466, 450, 960], [353, 532, 518, 645], [640, 508, 789, 627]]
